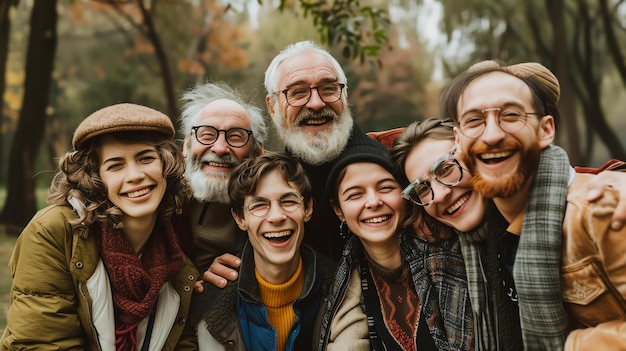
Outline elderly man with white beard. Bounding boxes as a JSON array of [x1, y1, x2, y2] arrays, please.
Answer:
[[262, 40, 389, 262], [177, 82, 267, 273], [201, 41, 390, 289]]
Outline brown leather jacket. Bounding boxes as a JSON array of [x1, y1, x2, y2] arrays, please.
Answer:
[[561, 173, 626, 350]]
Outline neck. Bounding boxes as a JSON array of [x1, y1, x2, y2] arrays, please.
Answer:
[[493, 176, 533, 223], [253, 252, 302, 285], [361, 238, 402, 270], [121, 215, 157, 253]]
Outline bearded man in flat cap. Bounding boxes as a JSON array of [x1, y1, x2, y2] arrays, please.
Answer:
[[441, 61, 626, 350]]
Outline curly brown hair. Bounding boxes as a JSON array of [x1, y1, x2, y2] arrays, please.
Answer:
[[47, 131, 190, 238]]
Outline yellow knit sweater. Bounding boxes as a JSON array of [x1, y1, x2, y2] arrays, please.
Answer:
[[255, 259, 304, 351]]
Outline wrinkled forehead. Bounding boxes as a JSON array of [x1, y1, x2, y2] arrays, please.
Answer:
[[278, 51, 340, 87], [197, 99, 251, 128], [458, 71, 534, 114]]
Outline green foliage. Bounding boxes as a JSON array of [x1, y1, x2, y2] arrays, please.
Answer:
[[276, 0, 390, 63]]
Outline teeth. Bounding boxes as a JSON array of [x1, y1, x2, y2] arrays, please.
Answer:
[[207, 161, 230, 168], [447, 193, 470, 214], [480, 151, 513, 160], [263, 230, 292, 239], [364, 216, 389, 224], [126, 187, 151, 198], [303, 117, 328, 125]]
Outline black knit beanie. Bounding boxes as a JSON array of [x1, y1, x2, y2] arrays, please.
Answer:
[[325, 129, 396, 201]]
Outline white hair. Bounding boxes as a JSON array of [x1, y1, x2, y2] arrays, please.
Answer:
[[263, 40, 348, 94], [179, 81, 267, 144]]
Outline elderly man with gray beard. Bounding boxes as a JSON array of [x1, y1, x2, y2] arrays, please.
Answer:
[[177, 82, 267, 273]]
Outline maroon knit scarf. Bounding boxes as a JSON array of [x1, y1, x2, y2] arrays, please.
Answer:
[[97, 220, 185, 351]]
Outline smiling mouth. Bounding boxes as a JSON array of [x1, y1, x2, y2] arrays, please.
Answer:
[[446, 193, 470, 214], [125, 186, 153, 198], [204, 161, 232, 169], [263, 230, 293, 243], [478, 150, 514, 164], [363, 215, 391, 224], [300, 116, 332, 126]]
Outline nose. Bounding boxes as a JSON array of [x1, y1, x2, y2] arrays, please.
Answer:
[[430, 181, 452, 204], [126, 162, 145, 182], [481, 112, 506, 145], [266, 201, 287, 223], [364, 191, 383, 209], [210, 134, 231, 156], [305, 88, 326, 110]]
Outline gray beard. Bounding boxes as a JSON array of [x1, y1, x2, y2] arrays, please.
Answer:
[[274, 107, 353, 166], [185, 152, 240, 204], [186, 168, 230, 203]]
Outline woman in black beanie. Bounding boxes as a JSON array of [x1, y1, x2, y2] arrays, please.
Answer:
[[317, 137, 473, 351]]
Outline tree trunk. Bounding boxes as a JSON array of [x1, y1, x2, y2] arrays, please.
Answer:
[[0, 0, 57, 228], [0, 0, 12, 185], [545, 0, 582, 165], [137, 0, 179, 129]]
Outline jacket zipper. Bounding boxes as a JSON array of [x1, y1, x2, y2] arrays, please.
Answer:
[[78, 281, 103, 351]]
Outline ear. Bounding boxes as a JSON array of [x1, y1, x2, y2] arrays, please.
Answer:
[[231, 208, 247, 231], [537, 115, 556, 148], [331, 200, 345, 222], [182, 135, 190, 158], [258, 142, 265, 155], [303, 198, 314, 222], [266, 95, 275, 116]]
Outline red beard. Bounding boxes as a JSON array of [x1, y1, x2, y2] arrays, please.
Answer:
[[462, 139, 542, 199]]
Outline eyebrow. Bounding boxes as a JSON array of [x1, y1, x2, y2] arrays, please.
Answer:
[[284, 77, 339, 89], [101, 148, 158, 165]]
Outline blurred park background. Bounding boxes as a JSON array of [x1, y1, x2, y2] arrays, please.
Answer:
[[1, 0, 626, 333]]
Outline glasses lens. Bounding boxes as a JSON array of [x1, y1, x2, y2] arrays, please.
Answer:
[[459, 115, 485, 139], [402, 181, 432, 206], [279, 194, 303, 212], [195, 126, 218, 145], [317, 83, 342, 103], [434, 159, 463, 186], [225, 128, 250, 147], [247, 199, 270, 217], [498, 108, 528, 134]]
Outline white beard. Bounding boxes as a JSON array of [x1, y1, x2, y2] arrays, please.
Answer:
[[185, 152, 240, 204], [273, 106, 353, 165]]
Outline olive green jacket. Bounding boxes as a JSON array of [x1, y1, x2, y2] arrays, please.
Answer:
[[0, 205, 199, 351]]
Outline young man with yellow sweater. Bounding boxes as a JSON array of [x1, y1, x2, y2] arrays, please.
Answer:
[[189, 152, 335, 351]]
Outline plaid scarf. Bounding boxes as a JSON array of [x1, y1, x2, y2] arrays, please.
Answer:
[[515, 144, 570, 349], [97, 219, 185, 351], [459, 145, 571, 350]]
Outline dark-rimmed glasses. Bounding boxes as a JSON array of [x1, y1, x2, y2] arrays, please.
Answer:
[[458, 106, 541, 139], [401, 154, 465, 206], [245, 193, 304, 217], [191, 125, 253, 148], [278, 82, 345, 107]]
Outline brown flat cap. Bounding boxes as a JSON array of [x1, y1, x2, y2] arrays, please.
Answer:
[[468, 60, 560, 104], [72, 103, 175, 150]]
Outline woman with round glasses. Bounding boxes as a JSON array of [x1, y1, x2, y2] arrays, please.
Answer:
[[319, 138, 473, 351], [190, 152, 335, 351], [391, 118, 486, 233]]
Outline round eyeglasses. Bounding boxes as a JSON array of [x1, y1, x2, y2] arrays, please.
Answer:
[[401, 155, 464, 206], [191, 125, 253, 148], [278, 82, 345, 107], [458, 107, 541, 139], [245, 193, 304, 217]]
